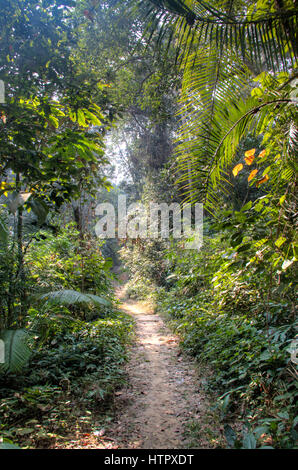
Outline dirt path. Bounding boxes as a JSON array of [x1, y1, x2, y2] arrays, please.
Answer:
[[106, 295, 220, 449]]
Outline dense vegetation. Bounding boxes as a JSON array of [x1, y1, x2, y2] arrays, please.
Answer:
[[0, 0, 134, 449], [0, 0, 297, 449]]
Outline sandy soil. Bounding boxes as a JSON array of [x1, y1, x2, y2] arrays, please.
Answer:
[[105, 294, 216, 449]]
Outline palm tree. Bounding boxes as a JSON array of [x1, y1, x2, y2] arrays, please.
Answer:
[[141, 0, 298, 209]]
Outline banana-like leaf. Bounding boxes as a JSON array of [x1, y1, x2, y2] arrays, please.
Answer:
[[39, 289, 111, 308], [0, 329, 31, 374]]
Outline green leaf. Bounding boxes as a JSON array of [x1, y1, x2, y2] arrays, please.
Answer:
[[0, 330, 31, 374], [242, 432, 257, 449], [28, 198, 49, 225], [277, 411, 289, 420], [77, 109, 87, 127], [224, 424, 237, 448], [39, 289, 111, 308], [241, 201, 252, 211]]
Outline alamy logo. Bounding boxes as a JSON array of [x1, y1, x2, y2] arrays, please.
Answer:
[[95, 195, 203, 250], [0, 339, 4, 364], [0, 80, 5, 103]]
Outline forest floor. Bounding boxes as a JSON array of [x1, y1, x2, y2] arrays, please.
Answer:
[[52, 288, 224, 449], [101, 290, 224, 449]]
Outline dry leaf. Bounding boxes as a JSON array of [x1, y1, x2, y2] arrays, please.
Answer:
[[244, 149, 256, 165], [245, 148, 256, 157], [232, 163, 243, 177], [248, 169, 258, 182], [245, 154, 255, 165]]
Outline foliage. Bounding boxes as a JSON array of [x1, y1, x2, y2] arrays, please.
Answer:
[[143, 0, 298, 210], [75, 0, 180, 193], [39, 289, 111, 310], [0, 0, 112, 209], [119, 175, 180, 298], [0, 329, 31, 374], [0, 229, 28, 329], [0, 310, 134, 448], [25, 224, 115, 319], [120, 238, 168, 299], [0, 0, 115, 334], [0, 0, 297, 451], [155, 210, 297, 447]]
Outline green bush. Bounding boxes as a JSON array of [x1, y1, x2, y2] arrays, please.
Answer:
[[0, 310, 134, 445], [26, 224, 113, 296], [156, 201, 297, 448]]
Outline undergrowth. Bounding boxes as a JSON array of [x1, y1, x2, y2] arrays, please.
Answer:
[[0, 309, 134, 448]]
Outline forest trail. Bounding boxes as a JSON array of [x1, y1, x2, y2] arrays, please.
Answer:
[[105, 290, 217, 449]]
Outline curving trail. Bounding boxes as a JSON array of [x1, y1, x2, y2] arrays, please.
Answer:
[[107, 295, 215, 449]]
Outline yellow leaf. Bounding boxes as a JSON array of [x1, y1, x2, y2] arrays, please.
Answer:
[[245, 154, 255, 165], [256, 174, 269, 187], [258, 149, 266, 158], [248, 169, 258, 182], [244, 148, 256, 157], [232, 163, 243, 177]]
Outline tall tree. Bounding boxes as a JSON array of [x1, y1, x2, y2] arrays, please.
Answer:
[[74, 0, 181, 194]]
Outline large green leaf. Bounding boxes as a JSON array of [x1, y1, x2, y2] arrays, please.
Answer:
[[242, 432, 257, 449], [224, 424, 237, 448], [39, 289, 111, 308], [0, 329, 31, 374]]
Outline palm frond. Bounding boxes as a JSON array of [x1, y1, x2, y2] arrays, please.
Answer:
[[141, 0, 298, 208], [0, 442, 20, 449], [175, 48, 252, 203], [143, 0, 298, 66], [175, 68, 297, 209]]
